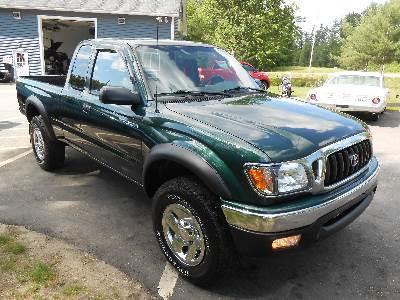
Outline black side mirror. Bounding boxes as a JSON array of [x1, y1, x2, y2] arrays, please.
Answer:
[[99, 86, 142, 106], [396, 94, 399, 99]]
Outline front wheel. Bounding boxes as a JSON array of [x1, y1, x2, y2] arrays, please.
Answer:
[[261, 80, 270, 90], [152, 177, 235, 285]]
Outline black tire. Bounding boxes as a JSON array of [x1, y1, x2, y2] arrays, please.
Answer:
[[29, 115, 65, 171], [261, 80, 270, 90], [369, 113, 380, 122], [152, 177, 236, 285]]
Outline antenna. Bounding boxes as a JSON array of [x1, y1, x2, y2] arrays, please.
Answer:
[[154, 17, 168, 113], [155, 85, 159, 113], [156, 17, 160, 46]]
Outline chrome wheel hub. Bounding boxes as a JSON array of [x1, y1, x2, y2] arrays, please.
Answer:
[[162, 203, 205, 266], [32, 125, 45, 161]]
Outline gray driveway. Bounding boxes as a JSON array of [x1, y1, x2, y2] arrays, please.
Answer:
[[0, 84, 399, 299]]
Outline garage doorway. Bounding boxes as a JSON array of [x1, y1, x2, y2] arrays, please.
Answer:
[[38, 16, 97, 75]]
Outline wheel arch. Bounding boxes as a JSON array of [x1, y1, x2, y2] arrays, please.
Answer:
[[25, 97, 57, 141], [143, 143, 233, 200]]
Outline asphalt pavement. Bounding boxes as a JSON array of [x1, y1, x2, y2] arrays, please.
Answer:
[[0, 84, 399, 299]]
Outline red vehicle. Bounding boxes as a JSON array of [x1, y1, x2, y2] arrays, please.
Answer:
[[241, 62, 271, 89], [198, 60, 238, 84]]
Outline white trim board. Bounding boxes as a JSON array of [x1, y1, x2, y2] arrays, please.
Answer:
[[0, 5, 179, 17], [37, 15, 98, 75], [170, 16, 175, 40]]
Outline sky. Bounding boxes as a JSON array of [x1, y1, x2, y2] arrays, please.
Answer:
[[289, 0, 388, 31]]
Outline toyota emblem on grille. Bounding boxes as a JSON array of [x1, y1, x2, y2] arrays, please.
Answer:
[[349, 153, 359, 167]]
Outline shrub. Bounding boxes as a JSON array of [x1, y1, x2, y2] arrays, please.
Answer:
[[269, 72, 328, 87]]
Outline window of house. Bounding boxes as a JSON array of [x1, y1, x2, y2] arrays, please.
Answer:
[[12, 12, 21, 19], [69, 45, 92, 91], [90, 50, 134, 95]]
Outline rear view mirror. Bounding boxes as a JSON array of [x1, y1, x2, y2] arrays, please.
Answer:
[[396, 94, 399, 99], [99, 86, 142, 106]]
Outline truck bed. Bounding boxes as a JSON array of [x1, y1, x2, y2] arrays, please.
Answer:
[[19, 75, 67, 87], [16, 75, 67, 116]]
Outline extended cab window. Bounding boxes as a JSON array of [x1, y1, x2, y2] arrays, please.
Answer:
[[90, 51, 134, 95], [69, 45, 92, 91]]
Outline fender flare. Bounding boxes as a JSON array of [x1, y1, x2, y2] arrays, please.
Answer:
[[143, 143, 233, 200], [25, 97, 57, 141]]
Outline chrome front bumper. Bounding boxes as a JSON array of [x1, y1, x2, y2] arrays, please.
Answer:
[[310, 101, 386, 113], [222, 159, 379, 233]]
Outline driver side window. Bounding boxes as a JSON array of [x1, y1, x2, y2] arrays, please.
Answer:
[[90, 50, 135, 95]]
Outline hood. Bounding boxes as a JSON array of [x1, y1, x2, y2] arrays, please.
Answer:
[[164, 95, 367, 162]]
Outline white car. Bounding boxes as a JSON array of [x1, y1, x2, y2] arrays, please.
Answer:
[[307, 72, 389, 121]]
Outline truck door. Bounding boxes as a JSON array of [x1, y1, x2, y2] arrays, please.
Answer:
[[58, 44, 93, 143], [78, 48, 143, 183]]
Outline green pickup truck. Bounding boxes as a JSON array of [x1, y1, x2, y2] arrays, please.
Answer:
[[16, 39, 379, 284]]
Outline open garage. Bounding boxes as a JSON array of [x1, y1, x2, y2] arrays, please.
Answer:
[[40, 17, 96, 75]]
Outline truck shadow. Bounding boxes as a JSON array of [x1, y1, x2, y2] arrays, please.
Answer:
[[209, 224, 387, 298], [350, 111, 400, 128]]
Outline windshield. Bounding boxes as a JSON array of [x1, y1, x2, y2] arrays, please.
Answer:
[[325, 75, 381, 87], [135, 45, 259, 96]]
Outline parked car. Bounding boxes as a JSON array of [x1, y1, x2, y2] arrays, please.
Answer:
[[198, 60, 238, 84], [307, 72, 388, 121], [0, 62, 13, 83], [241, 61, 271, 89], [0, 71, 11, 83], [16, 39, 379, 285]]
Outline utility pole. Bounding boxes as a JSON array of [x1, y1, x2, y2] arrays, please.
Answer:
[[308, 25, 316, 73]]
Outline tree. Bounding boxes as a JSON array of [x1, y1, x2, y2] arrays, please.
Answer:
[[340, 0, 400, 71], [294, 23, 341, 68], [186, 0, 299, 69], [340, 12, 363, 39]]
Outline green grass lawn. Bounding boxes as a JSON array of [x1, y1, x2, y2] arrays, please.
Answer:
[[270, 65, 400, 74], [269, 85, 310, 99], [270, 66, 343, 73]]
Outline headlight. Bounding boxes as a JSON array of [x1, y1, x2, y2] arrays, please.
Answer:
[[245, 162, 309, 196]]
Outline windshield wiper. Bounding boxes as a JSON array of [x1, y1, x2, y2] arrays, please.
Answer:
[[223, 86, 267, 93], [155, 90, 230, 97]]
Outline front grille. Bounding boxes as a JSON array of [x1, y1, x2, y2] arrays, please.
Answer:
[[324, 139, 372, 186]]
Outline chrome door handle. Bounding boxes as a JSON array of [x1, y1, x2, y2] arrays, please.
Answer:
[[83, 103, 91, 113]]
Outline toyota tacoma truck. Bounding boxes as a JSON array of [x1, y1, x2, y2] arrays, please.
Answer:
[[16, 39, 379, 285]]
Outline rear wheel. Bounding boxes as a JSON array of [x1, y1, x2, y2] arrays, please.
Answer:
[[152, 177, 235, 285], [30, 115, 65, 171], [369, 113, 380, 122]]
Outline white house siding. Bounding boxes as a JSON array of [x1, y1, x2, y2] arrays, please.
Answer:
[[0, 8, 174, 75]]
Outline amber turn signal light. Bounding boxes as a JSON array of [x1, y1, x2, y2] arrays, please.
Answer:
[[272, 235, 301, 250], [246, 167, 274, 193]]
